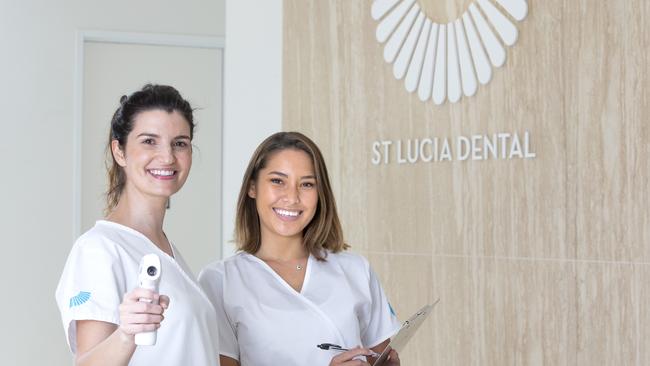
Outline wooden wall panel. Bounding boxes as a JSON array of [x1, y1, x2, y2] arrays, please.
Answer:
[[576, 263, 639, 364], [491, 259, 576, 365], [639, 264, 650, 365], [283, 0, 649, 364], [430, 256, 493, 365], [564, 0, 650, 263]]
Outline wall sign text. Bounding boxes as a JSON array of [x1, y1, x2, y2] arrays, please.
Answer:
[[371, 131, 536, 165]]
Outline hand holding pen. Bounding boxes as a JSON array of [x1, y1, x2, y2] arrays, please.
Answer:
[[318, 343, 401, 366], [319, 343, 378, 366]]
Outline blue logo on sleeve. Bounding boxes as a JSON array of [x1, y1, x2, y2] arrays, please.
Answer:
[[69, 291, 91, 308]]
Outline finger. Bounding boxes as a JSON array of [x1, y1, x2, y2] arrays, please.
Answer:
[[120, 302, 164, 317], [120, 313, 164, 325], [340, 360, 370, 366], [159, 295, 170, 309], [123, 288, 158, 303], [386, 350, 400, 366], [387, 349, 400, 365], [119, 322, 161, 335], [330, 359, 369, 366], [331, 347, 374, 363], [132, 301, 164, 314], [121, 300, 164, 313]]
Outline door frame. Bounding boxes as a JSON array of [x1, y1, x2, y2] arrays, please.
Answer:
[[72, 30, 225, 256]]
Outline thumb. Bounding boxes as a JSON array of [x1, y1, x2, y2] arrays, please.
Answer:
[[159, 295, 170, 309]]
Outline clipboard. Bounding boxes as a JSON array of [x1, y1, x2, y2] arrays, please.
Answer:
[[372, 298, 440, 366]]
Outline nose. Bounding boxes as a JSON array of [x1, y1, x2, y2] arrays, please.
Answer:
[[158, 145, 176, 164], [282, 185, 300, 204]]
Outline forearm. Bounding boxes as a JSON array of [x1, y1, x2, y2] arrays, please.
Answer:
[[75, 328, 137, 366], [220, 355, 240, 366]]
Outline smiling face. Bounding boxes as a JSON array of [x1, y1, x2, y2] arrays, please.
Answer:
[[112, 109, 192, 202], [248, 149, 319, 245]]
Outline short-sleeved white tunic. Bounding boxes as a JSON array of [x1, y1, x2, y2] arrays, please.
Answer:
[[198, 251, 399, 366], [55, 220, 220, 366]]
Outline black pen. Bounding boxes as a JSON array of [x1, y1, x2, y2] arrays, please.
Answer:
[[316, 343, 380, 357]]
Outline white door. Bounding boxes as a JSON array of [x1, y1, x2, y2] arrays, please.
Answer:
[[82, 40, 222, 274]]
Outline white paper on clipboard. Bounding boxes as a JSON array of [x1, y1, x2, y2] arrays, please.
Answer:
[[372, 298, 440, 366]]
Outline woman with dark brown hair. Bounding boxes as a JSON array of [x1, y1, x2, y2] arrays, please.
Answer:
[[55, 84, 220, 366], [199, 132, 400, 366]]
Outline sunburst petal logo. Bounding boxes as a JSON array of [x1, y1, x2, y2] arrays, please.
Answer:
[[69, 291, 91, 308], [372, 0, 528, 104]]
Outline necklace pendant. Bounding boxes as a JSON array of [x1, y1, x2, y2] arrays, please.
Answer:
[[296, 264, 303, 270]]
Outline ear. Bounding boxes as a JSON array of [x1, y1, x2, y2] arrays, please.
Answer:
[[247, 181, 257, 199], [111, 140, 127, 167]]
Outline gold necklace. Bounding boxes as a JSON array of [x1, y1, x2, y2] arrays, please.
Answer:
[[262, 257, 306, 271]]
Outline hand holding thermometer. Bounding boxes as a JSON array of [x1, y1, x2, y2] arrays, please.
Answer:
[[134, 254, 162, 346], [317, 343, 381, 358]]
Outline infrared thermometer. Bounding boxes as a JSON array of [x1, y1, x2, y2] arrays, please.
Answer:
[[134, 253, 162, 346]]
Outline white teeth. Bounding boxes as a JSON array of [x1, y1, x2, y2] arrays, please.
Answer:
[[150, 169, 174, 176], [275, 208, 300, 217]]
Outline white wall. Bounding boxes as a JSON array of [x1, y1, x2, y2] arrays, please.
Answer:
[[222, 0, 283, 256], [0, 1, 225, 364]]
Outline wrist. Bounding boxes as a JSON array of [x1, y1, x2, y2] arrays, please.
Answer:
[[116, 327, 136, 347]]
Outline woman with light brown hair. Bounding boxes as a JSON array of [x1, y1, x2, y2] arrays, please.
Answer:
[[199, 131, 400, 366]]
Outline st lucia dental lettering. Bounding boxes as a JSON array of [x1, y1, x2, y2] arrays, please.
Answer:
[[371, 131, 536, 165]]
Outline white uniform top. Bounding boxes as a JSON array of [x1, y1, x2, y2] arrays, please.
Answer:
[[55, 220, 220, 366], [198, 251, 400, 366]]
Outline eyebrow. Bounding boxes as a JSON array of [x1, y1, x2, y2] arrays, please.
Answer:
[[267, 171, 288, 178], [267, 171, 316, 180], [136, 133, 191, 140]]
